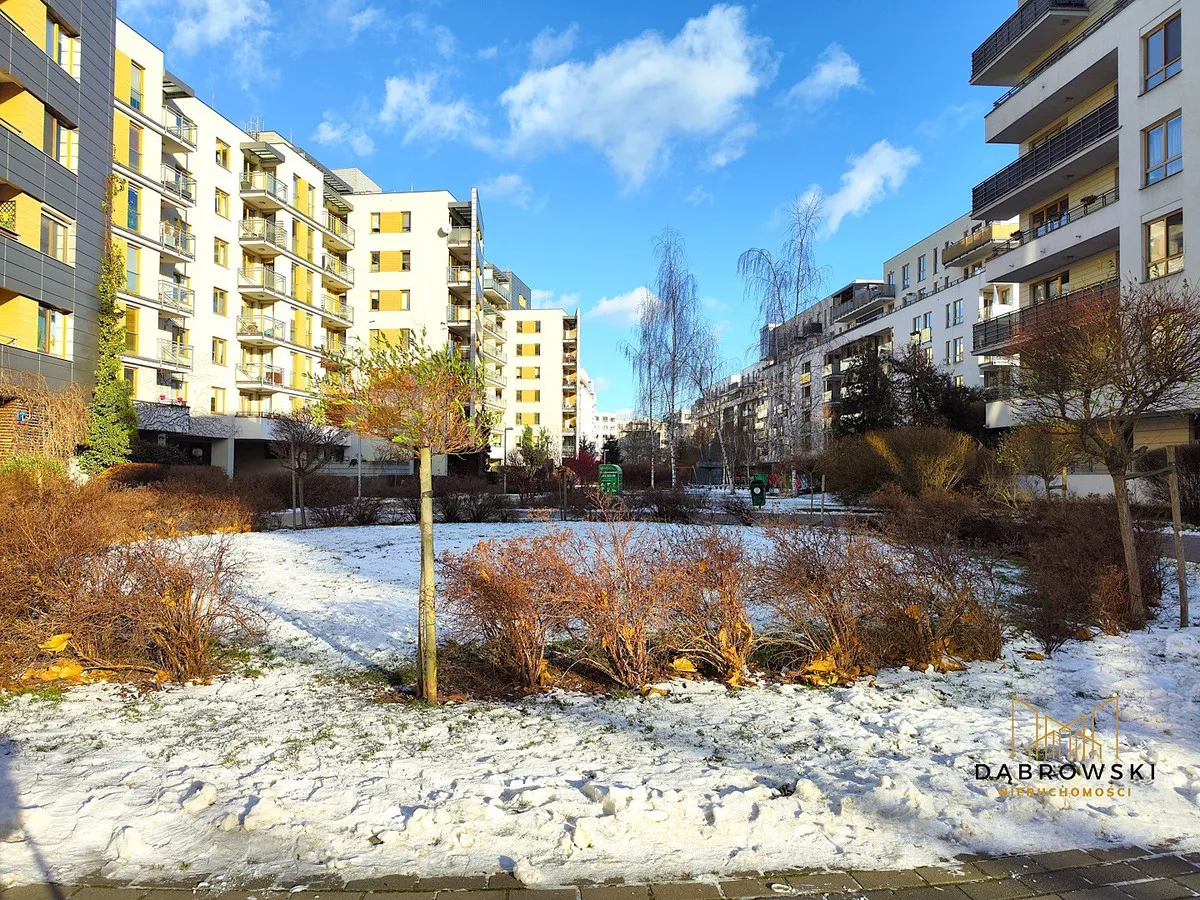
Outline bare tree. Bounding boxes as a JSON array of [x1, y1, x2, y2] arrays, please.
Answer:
[[319, 335, 493, 702], [269, 407, 348, 528], [737, 192, 828, 463], [688, 331, 735, 492], [998, 424, 1078, 499], [1012, 278, 1200, 621], [621, 288, 663, 486]]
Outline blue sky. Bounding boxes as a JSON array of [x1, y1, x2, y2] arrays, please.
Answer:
[[118, 0, 1016, 413]]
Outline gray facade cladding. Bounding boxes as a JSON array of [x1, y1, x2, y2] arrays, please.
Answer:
[[0, 0, 116, 389]]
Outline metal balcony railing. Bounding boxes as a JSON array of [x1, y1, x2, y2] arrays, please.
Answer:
[[448, 265, 473, 285], [322, 214, 355, 244], [942, 224, 1007, 267], [237, 363, 284, 386], [239, 218, 287, 248], [972, 98, 1118, 214], [237, 315, 287, 341], [323, 256, 354, 282], [321, 293, 353, 324], [158, 280, 194, 314], [972, 0, 1089, 81], [446, 304, 472, 323], [159, 225, 195, 259], [160, 164, 195, 203], [0, 199, 15, 233], [163, 110, 197, 147], [483, 272, 512, 301], [238, 265, 286, 295], [990, 187, 1119, 258], [973, 278, 1119, 354], [240, 171, 288, 204], [831, 283, 897, 322], [159, 339, 193, 369]]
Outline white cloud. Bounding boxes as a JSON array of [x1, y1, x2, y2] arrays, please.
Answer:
[[593, 375, 611, 393], [589, 287, 655, 324], [348, 6, 382, 34], [530, 289, 582, 311], [311, 112, 375, 156], [531, 289, 554, 308], [499, 5, 773, 187], [167, 0, 276, 89], [378, 74, 481, 143], [785, 43, 862, 107], [917, 101, 986, 138], [479, 173, 533, 208], [820, 139, 920, 235], [531, 23, 580, 66], [685, 185, 712, 205], [478, 45, 499, 60]]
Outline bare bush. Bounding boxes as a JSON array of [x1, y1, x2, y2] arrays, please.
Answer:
[[721, 494, 756, 525], [309, 496, 385, 528], [632, 488, 703, 523]]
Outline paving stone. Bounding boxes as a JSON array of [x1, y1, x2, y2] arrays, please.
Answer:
[[916, 867, 988, 886], [717, 881, 776, 899], [412, 880, 490, 893], [893, 885, 970, 900], [1091, 852, 1150, 865], [1035, 855, 1102, 873], [1117, 879, 1195, 900], [430, 892, 503, 900], [784, 874, 861, 895], [209, 893, 291, 900], [1017, 873, 1095, 895], [975, 860, 1046, 880], [69, 891, 147, 900], [345, 877, 421, 892], [1171, 875, 1200, 892], [1060, 889, 1131, 900], [1128, 861, 1199, 880], [518, 891, 579, 900], [363, 894, 437, 900], [648, 884, 720, 900], [489, 877, 525, 891], [960, 880, 1035, 900], [142, 892, 202, 900], [0, 888, 79, 900], [859, 891, 897, 900], [284, 894, 361, 900], [580, 889, 648, 900], [852, 872, 926, 891], [1081, 867, 1144, 886], [1182, 854, 1200, 865]]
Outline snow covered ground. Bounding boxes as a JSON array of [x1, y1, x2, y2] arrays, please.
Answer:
[[2, 523, 1199, 888]]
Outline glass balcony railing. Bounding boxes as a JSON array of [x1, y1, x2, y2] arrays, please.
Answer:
[[159, 225, 195, 259], [237, 315, 287, 342], [160, 164, 195, 203], [237, 363, 284, 386], [238, 265, 286, 295], [240, 171, 288, 204], [323, 256, 354, 283], [321, 293, 353, 324], [162, 110, 197, 148], [322, 213, 355, 245], [157, 280, 194, 314], [239, 218, 287, 248], [158, 339, 193, 369]]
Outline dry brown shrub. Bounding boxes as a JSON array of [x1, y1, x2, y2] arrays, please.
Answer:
[[661, 527, 755, 685], [440, 529, 580, 690]]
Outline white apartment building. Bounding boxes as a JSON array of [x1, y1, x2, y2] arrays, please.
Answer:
[[595, 411, 627, 446], [969, 0, 1194, 449]]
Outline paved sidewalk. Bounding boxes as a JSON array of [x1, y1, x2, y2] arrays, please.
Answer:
[[3, 848, 1199, 900]]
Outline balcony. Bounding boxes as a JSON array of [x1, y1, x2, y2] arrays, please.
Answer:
[[971, 0, 1090, 86], [446, 304, 472, 329], [320, 293, 353, 327], [447, 225, 473, 245], [162, 109, 197, 150], [236, 363, 285, 391], [563, 352, 578, 369], [321, 256, 354, 289], [480, 315, 503, 341], [321, 213, 355, 250], [971, 97, 1118, 220], [239, 219, 287, 254], [831, 283, 897, 323], [986, 187, 1120, 284], [448, 265, 473, 291], [973, 278, 1118, 354], [159, 225, 195, 261], [158, 339, 193, 372], [157, 280, 194, 315], [240, 171, 288, 211], [483, 271, 512, 304], [0, 199, 16, 235], [237, 314, 287, 348], [942, 224, 1015, 268], [160, 165, 195, 206], [238, 265, 287, 301], [563, 329, 578, 343]]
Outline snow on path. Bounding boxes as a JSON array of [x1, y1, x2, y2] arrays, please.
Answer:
[[2, 523, 1199, 888]]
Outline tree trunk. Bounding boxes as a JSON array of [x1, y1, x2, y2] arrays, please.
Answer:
[[298, 474, 306, 528], [418, 446, 438, 703], [1111, 471, 1147, 623], [1167, 446, 1189, 628]]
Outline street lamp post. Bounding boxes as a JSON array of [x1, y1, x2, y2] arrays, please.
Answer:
[[502, 426, 514, 494]]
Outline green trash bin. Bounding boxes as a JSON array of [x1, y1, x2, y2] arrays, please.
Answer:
[[599, 463, 623, 497], [750, 474, 768, 507]]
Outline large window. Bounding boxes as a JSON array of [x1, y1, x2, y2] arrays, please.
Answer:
[[902, 264, 911, 288], [401, 250, 411, 271], [953, 299, 964, 325], [128, 123, 142, 171], [214, 238, 229, 267], [215, 188, 230, 218], [36, 305, 65, 356], [43, 113, 77, 171], [1144, 14, 1182, 92], [1032, 197, 1069, 237], [212, 338, 227, 366], [125, 245, 139, 294], [129, 61, 144, 110], [370, 212, 380, 233], [918, 254, 927, 282], [213, 288, 228, 316], [1033, 271, 1070, 302], [401, 211, 412, 232], [370, 251, 380, 272], [126, 185, 140, 231], [45, 17, 79, 78], [1146, 211, 1184, 279], [215, 139, 230, 169], [1145, 112, 1183, 185], [39, 213, 70, 263]]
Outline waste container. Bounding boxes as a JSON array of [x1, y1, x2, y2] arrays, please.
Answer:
[[599, 463, 623, 497], [750, 474, 768, 507]]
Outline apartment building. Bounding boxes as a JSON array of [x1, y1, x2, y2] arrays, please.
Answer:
[[576, 367, 597, 449], [0, 0, 116, 388], [969, 0, 1194, 447], [595, 411, 627, 446], [498, 302, 580, 462]]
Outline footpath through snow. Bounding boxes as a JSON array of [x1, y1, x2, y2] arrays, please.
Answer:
[[1, 523, 1199, 887]]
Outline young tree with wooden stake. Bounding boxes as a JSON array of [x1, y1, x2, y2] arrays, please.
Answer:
[[318, 336, 493, 702], [1011, 278, 1200, 624]]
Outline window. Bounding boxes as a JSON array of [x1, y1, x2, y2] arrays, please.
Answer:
[[518, 320, 542, 333], [953, 337, 964, 363], [214, 238, 229, 267], [213, 288, 227, 315], [129, 62, 144, 110], [128, 122, 142, 171], [401, 250, 411, 271], [953, 299, 964, 325], [212, 338, 227, 365], [1144, 14, 1182, 92], [36, 304, 65, 356], [518, 412, 541, 426], [126, 185, 140, 231], [517, 390, 542, 402], [954, 375, 964, 388], [370, 212, 380, 233], [922, 311, 932, 330], [1032, 197, 1069, 237], [124, 308, 138, 354], [45, 17, 78, 77], [370, 251, 380, 272], [517, 343, 541, 356], [902, 264, 911, 288], [1145, 112, 1183, 185], [211, 387, 226, 414], [215, 188, 230, 218], [43, 112, 76, 170], [933, 248, 939, 275], [401, 211, 411, 232], [370, 290, 380, 310], [1033, 271, 1070, 302], [39, 214, 70, 263], [912, 315, 920, 333], [125, 245, 139, 294], [945, 340, 952, 364], [945, 303, 952, 328], [372, 290, 409, 311], [215, 139, 230, 169], [1146, 211, 1184, 279], [887, 271, 895, 286], [918, 254, 927, 282], [518, 366, 541, 379]]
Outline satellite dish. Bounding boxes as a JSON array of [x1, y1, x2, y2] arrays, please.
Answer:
[[437, 226, 449, 238]]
